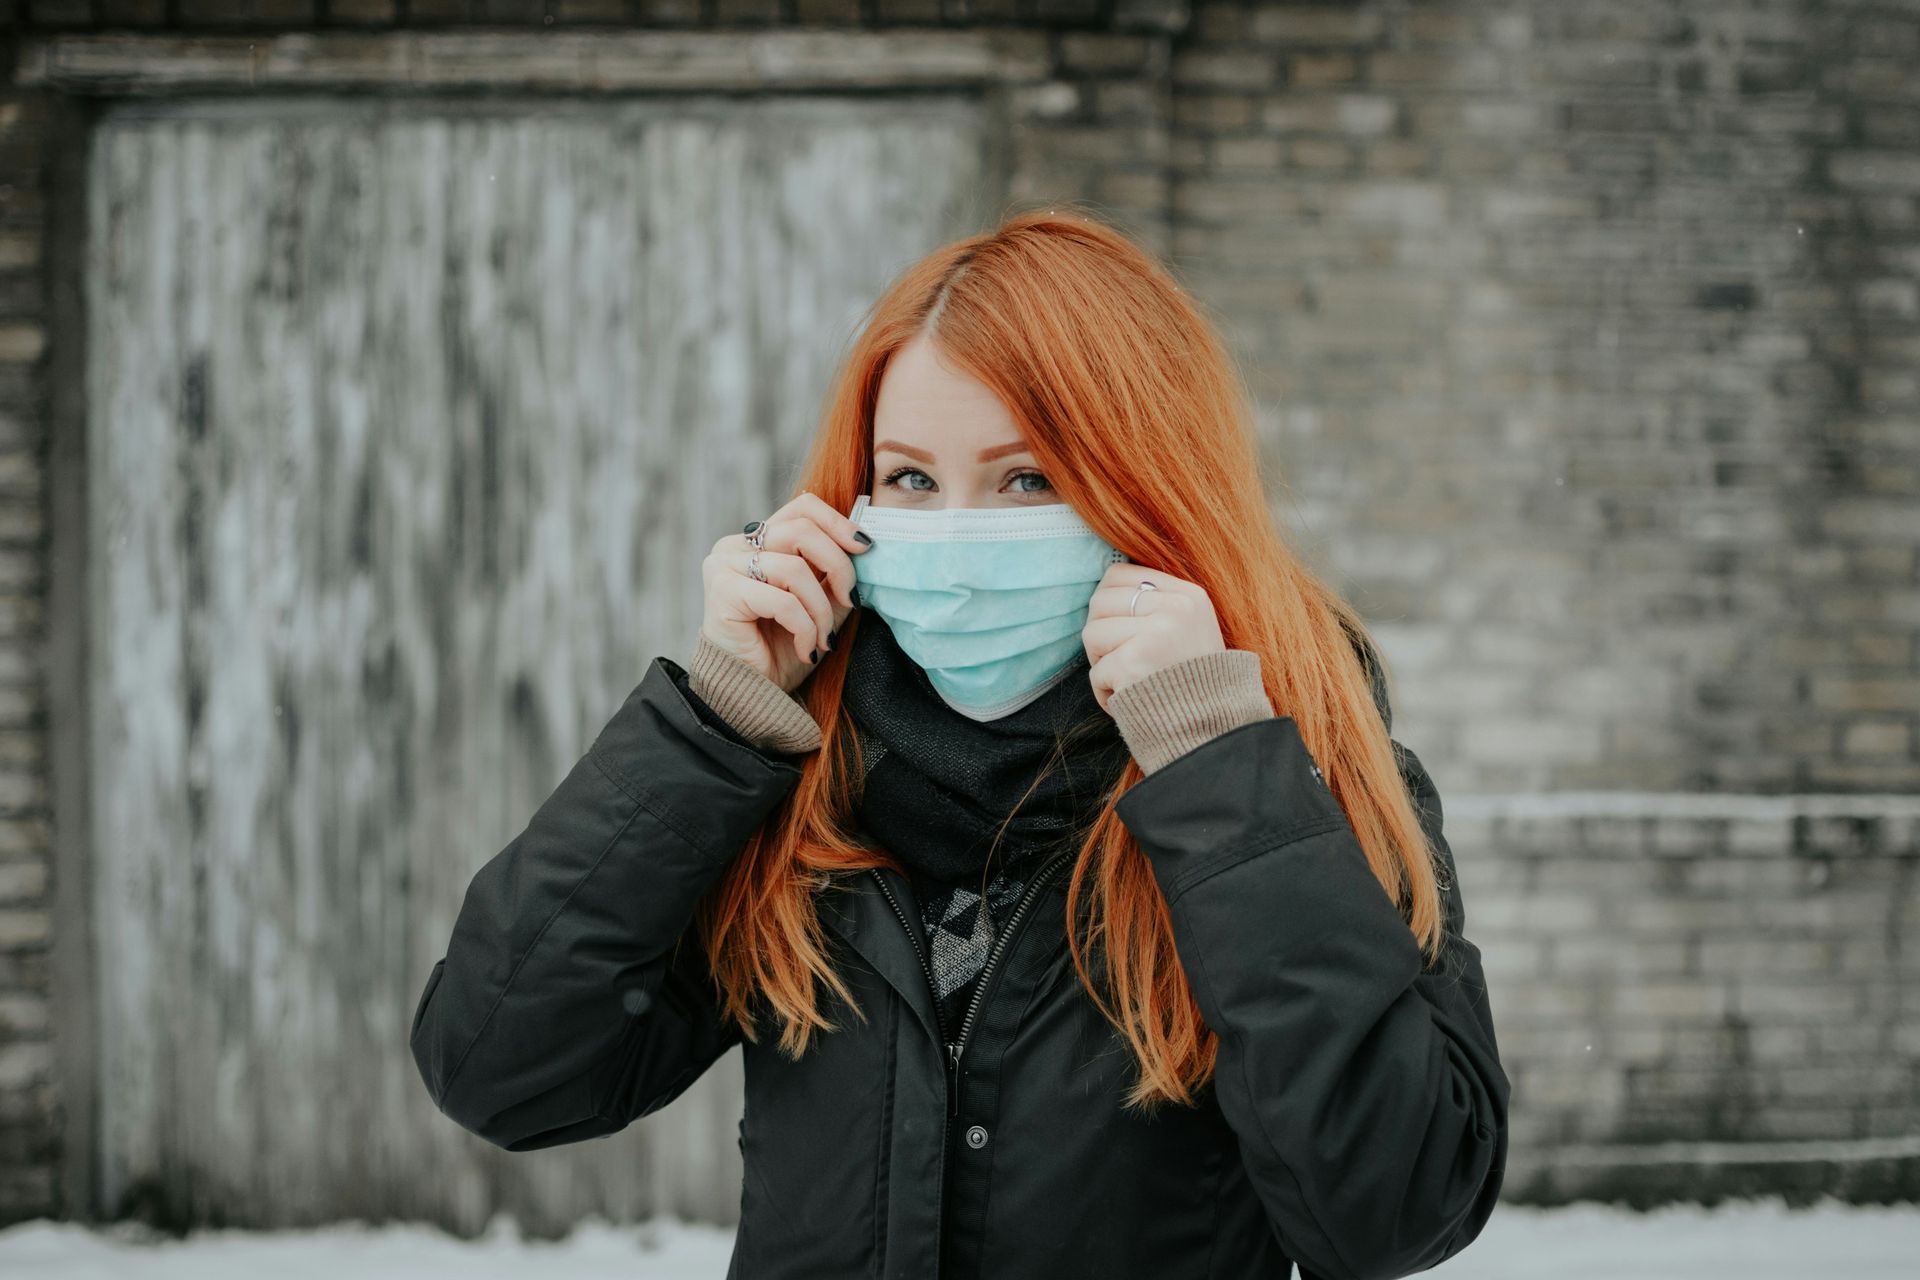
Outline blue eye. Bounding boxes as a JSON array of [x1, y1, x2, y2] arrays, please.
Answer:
[[879, 466, 935, 492], [1009, 471, 1052, 494]]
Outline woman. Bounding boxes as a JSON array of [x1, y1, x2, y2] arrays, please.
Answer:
[[410, 208, 1509, 1280]]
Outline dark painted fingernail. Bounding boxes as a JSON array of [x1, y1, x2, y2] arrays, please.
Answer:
[[809, 648, 819, 663], [827, 627, 838, 647], [853, 531, 873, 546]]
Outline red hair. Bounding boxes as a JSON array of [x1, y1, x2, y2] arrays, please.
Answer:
[[692, 204, 1448, 1110]]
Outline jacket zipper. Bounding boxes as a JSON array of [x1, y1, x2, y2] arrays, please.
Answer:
[[944, 849, 1073, 1115], [869, 862, 956, 1252], [869, 846, 1074, 1120], [868, 848, 1074, 1279], [871, 870, 949, 1042]]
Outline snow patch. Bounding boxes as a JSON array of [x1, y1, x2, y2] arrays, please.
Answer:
[[2, 1197, 1917, 1280]]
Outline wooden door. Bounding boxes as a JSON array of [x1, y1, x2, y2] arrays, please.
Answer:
[[80, 93, 992, 1232]]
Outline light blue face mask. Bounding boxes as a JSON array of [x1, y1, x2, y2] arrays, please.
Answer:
[[848, 493, 1129, 722]]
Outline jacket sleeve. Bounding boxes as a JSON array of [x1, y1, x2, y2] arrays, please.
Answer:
[[1113, 714, 1509, 1280], [409, 653, 807, 1151]]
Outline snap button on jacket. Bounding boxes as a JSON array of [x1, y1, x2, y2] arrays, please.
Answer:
[[410, 655, 1511, 1280]]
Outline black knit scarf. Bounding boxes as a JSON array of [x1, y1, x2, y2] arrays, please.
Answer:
[[840, 610, 1131, 1036]]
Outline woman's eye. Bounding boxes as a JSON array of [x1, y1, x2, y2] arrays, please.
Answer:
[[1009, 471, 1052, 494], [880, 466, 934, 492]]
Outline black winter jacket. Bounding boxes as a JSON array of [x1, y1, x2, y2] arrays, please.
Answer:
[[409, 652, 1510, 1280]]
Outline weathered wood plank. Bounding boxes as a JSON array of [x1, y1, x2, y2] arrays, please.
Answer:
[[85, 95, 993, 1233], [16, 32, 1053, 93]]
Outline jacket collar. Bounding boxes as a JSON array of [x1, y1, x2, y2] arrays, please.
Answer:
[[815, 867, 943, 1044]]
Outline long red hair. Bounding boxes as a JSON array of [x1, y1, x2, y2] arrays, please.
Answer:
[[692, 204, 1448, 1110]]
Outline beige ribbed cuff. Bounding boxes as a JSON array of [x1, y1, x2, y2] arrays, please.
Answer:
[[686, 630, 825, 755], [1106, 649, 1274, 775]]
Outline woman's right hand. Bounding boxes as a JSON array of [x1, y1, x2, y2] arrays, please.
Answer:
[[699, 491, 874, 695]]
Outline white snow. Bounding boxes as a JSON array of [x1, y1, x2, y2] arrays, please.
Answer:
[[1, 1196, 1915, 1279], [0, 1216, 729, 1280], [1427, 1197, 1920, 1278]]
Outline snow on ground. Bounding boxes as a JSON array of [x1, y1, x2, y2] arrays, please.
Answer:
[[1, 1196, 1916, 1279]]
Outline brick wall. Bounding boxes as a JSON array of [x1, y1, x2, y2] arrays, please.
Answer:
[[2, 0, 1916, 1225], [1169, 1, 1919, 795], [1158, 0, 1919, 1202], [0, 75, 56, 1219], [1461, 800, 1920, 1203]]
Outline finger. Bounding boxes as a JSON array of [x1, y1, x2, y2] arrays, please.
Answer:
[[778, 518, 860, 612], [711, 547, 817, 664], [733, 576, 818, 664], [1086, 581, 1177, 625], [1095, 561, 1183, 588], [1089, 643, 1159, 703], [738, 548, 835, 657], [778, 491, 876, 557], [1085, 569, 1185, 619], [1080, 614, 1148, 666], [1086, 650, 1128, 708]]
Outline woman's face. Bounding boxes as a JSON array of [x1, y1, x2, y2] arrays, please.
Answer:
[[868, 333, 1057, 510]]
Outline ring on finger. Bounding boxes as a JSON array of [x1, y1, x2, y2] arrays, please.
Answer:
[[1128, 580, 1159, 617], [747, 550, 768, 583], [743, 518, 769, 551]]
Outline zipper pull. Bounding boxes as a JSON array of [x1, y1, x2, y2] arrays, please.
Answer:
[[946, 1040, 962, 1116]]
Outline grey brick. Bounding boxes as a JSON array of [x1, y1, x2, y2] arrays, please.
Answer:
[[0, 912, 46, 950], [1172, 47, 1276, 91], [1248, 7, 1383, 45]]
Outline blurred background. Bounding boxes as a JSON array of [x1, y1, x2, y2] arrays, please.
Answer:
[[0, 0, 1916, 1274]]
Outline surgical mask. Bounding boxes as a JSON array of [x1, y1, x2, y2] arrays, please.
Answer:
[[848, 493, 1129, 722]]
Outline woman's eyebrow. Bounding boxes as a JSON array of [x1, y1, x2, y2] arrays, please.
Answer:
[[874, 439, 1034, 463]]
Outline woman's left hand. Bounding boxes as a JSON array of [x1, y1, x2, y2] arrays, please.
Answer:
[[1081, 563, 1226, 713]]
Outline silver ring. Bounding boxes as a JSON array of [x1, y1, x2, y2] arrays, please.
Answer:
[[746, 519, 769, 551], [747, 550, 767, 583], [1128, 580, 1158, 617]]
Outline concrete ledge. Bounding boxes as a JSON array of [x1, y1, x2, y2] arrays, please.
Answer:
[[1445, 791, 1920, 821], [15, 31, 1056, 94], [1507, 1136, 1920, 1208]]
